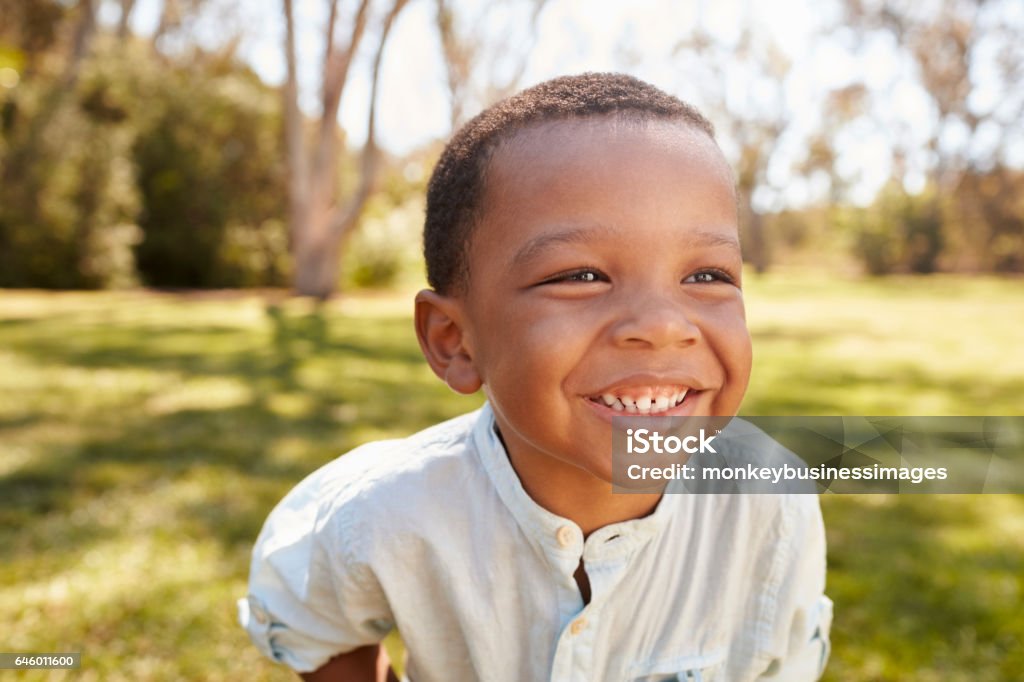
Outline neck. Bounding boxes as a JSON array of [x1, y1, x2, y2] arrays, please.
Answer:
[[496, 429, 662, 536], [525, 470, 662, 537]]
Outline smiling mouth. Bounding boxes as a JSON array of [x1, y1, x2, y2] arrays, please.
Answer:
[[587, 386, 692, 415]]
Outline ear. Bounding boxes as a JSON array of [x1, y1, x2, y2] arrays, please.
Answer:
[[414, 290, 482, 395]]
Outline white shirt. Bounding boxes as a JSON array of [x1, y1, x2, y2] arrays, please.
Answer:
[[239, 403, 832, 681]]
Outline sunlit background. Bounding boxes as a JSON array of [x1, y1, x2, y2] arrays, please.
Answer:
[[1, 0, 1022, 679]]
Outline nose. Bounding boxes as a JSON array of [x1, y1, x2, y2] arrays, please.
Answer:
[[609, 292, 701, 349]]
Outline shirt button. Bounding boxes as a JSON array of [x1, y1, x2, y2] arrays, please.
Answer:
[[556, 525, 575, 548], [570, 618, 587, 635]]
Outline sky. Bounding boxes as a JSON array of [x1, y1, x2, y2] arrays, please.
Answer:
[[120, 0, 1023, 210]]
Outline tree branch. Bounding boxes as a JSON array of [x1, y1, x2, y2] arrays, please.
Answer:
[[322, 0, 339, 110], [312, 0, 372, 198], [117, 0, 137, 39], [488, 0, 549, 102], [330, 0, 410, 238], [319, 0, 371, 145], [66, 0, 97, 87], [282, 0, 309, 235]]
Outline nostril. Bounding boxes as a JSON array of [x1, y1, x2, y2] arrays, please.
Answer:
[[611, 308, 701, 349]]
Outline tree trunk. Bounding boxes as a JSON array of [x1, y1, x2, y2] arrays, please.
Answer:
[[117, 0, 137, 39], [293, 219, 343, 300], [282, 0, 408, 299], [738, 188, 768, 275], [748, 209, 767, 275]]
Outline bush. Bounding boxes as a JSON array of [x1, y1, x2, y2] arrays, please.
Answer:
[[0, 38, 289, 289], [844, 182, 944, 276], [343, 199, 426, 290], [0, 50, 140, 288], [132, 58, 288, 288]]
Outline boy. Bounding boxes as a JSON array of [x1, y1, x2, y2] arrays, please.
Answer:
[[239, 73, 832, 681]]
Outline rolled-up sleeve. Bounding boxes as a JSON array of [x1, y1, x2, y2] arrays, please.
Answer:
[[238, 469, 394, 673], [756, 494, 833, 681]]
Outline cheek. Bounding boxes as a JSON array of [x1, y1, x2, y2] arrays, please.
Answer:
[[725, 313, 753, 371], [475, 302, 596, 391], [705, 305, 753, 383]]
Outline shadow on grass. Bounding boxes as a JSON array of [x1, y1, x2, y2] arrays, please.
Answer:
[[823, 495, 1024, 679], [0, 301, 480, 581], [743, 366, 1024, 415], [0, 303, 424, 382], [3, 290, 1021, 680]]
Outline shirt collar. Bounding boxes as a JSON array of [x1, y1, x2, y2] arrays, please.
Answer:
[[471, 402, 678, 572]]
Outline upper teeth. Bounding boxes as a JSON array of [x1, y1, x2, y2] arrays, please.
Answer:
[[597, 389, 688, 415]]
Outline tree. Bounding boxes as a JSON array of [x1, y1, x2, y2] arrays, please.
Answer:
[[0, 0, 118, 289], [132, 56, 290, 288], [117, 0, 137, 39], [434, 0, 548, 130], [837, 0, 1024, 271], [1, 0, 293, 288], [282, 0, 410, 299], [672, 27, 793, 273], [1, 0, 97, 175]]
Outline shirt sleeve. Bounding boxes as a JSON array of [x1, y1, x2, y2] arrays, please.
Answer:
[[755, 494, 833, 681], [238, 466, 395, 673]]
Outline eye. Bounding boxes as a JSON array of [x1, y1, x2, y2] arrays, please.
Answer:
[[684, 269, 735, 284], [539, 268, 609, 285], [566, 270, 602, 283]]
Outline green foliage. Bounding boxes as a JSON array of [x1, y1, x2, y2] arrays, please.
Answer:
[[342, 159, 431, 290], [0, 34, 289, 290], [0, 61, 140, 288], [1, 276, 1022, 679], [956, 167, 1024, 273], [0, 0, 65, 65], [842, 183, 945, 276], [132, 56, 289, 288], [847, 209, 903, 276], [342, 198, 426, 290]]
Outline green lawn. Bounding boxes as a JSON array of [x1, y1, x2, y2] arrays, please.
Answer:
[[1, 273, 1022, 680]]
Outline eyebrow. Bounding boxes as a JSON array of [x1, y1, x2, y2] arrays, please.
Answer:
[[510, 224, 617, 269], [509, 224, 741, 269]]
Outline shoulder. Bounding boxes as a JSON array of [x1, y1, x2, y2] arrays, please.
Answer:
[[689, 417, 818, 494], [254, 407, 486, 562], [673, 489, 822, 553], [314, 407, 481, 504], [716, 418, 808, 469]]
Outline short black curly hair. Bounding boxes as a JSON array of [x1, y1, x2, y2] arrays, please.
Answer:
[[423, 72, 717, 295]]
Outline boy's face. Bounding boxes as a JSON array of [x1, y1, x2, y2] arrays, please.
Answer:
[[444, 117, 750, 484]]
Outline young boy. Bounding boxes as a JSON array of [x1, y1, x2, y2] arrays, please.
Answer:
[[239, 73, 832, 681]]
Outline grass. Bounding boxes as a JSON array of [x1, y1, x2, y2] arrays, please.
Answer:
[[0, 272, 1022, 680]]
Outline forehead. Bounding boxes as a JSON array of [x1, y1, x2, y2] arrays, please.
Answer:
[[471, 117, 737, 262], [493, 116, 732, 185]]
